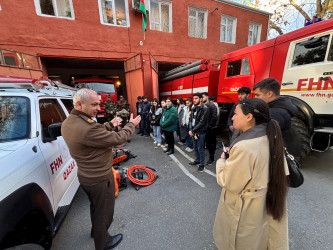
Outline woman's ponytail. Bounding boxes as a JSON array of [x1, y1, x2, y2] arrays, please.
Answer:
[[266, 119, 288, 221]]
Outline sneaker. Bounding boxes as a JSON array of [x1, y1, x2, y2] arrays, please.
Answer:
[[157, 143, 161, 147], [189, 161, 199, 166], [187, 148, 194, 152], [163, 148, 169, 152], [185, 147, 190, 151], [198, 165, 205, 172], [206, 159, 214, 165], [178, 141, 184, 145], [154, 141, 157, 145]]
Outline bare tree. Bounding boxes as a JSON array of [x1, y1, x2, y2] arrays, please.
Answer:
[[236, 0, 333, 36]]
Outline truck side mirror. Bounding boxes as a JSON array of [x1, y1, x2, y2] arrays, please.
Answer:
[[43, 122, 62, 143]]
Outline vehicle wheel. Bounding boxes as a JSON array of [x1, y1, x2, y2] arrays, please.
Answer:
[[285, 117, 311, 162], [1, 211, 52, 250]]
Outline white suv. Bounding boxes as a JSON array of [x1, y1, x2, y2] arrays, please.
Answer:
[[0, 76, 79, 249]]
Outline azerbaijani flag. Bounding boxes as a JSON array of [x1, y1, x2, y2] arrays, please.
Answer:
[[139, 0, 147, 33]]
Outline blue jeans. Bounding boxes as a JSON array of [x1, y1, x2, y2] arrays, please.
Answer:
[[193, 133, 206, 165], [153, 125, 161, 144], [185, 125, 193, 149]]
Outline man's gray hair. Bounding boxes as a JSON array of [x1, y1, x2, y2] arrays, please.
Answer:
[[73, 88, 97, 107]]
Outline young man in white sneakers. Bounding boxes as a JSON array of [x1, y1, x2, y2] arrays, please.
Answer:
[[184, 97, 194, 152]]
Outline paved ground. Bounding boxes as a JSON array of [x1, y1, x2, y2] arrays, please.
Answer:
[[48, 131, 333, 250]]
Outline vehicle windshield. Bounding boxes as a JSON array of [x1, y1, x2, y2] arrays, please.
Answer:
[[0, 97, 30, 142], [75, 82, 115, 93]]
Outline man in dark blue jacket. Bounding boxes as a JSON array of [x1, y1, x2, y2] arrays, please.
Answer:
[[254, 78, 298, 145], [141, 96, 151, 137], [188, 92, 208, 172]]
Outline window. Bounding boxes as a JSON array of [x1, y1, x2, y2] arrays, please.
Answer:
[[248, 22, 261, 46], [240, 57, 250, 75], [0, 49, 42, 70], [188, 6, 207, 39], [3, 52, 23, 67], [35, 0, 74, 19], [328, 38, 333, 62], [75, 82, 116, 93], [0, 97, 31, 142], [61, 99, 74, 114], [227, 60, 241, 77], [150, 0, 172, 33], [220, 15, 236, 44], [227, 57, 250, 77], [292, 35, 330, 66], [98, 0, 129, 27], [39, 99, 66, 139]]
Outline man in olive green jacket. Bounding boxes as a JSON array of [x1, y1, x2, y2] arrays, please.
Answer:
[[62, 88, 141, 250]]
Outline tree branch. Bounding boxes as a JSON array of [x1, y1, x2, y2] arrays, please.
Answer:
[[316, 0, 322, 16], [269, 20, 283, 35], [325, 0, 333, 17], [289, 0, 311, 20]]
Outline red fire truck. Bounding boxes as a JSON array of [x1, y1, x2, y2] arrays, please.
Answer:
[[159, 18, 333, 161], [74, 78, 118, 120]]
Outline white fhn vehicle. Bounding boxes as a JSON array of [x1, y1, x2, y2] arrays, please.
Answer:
[[0, 76, 79, 249]]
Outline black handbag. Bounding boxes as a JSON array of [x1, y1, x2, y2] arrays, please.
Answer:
[[285, 149, 304, 188]]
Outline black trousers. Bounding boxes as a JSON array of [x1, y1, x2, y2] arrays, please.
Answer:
[[164, 130, 175, 151], [81, 178, 115, 250], [142, 114, 150, 135], [205, 127, 217, 160]]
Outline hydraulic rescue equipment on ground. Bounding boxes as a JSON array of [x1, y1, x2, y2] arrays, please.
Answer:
[[127, 165, 158, 191], [112, 148, 136, 165]]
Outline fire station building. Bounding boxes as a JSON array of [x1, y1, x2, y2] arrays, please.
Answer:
[[0, 0, 270, 104]]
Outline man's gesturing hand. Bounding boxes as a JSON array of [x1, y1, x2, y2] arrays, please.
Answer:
[[111, 116, 122, 127], [129, 113, 141, 127]]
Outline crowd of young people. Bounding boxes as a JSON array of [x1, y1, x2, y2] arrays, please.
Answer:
[[135, 92, 219, 172]]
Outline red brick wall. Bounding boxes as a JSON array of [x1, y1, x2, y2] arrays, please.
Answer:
[[0, 0, 269, 64]]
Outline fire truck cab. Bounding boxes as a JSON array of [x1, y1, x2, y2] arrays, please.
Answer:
[[218, 18, 333, 160], [74, 78, 118, 121]]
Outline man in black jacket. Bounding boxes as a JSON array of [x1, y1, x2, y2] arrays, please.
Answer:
[[141, 96, 151, 137], [202, 92, 217, 165], [189, 92, 208, 172], [254, 78, 298, 145], [136, 96, 144, 135]]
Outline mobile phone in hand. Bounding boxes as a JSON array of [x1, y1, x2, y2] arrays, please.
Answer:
[[222, 142, 229, 159]]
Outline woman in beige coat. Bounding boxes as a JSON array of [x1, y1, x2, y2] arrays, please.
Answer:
[[214, 98, 289, 250]]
